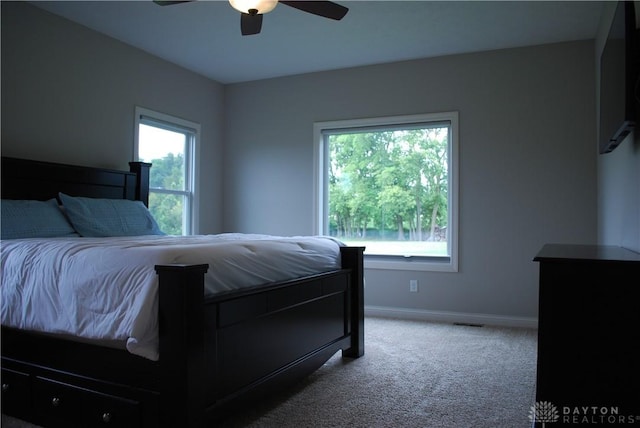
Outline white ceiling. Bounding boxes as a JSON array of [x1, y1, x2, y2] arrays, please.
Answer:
[[31, 0, 606, 84]]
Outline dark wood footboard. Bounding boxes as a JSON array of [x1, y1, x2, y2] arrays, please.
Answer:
[[153, 245, 365, 426]]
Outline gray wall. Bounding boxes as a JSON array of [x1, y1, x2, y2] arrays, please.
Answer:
[[1, 2, 224, 234], [3, 2, 603, 327], [595, 1, 640, 252], [224, 41, 597, 326]]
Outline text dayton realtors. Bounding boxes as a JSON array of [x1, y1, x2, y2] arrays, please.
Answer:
[[561, 406, 638, 425]]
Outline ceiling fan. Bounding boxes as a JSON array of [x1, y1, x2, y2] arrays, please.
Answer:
[[154, 1, 349, 36]]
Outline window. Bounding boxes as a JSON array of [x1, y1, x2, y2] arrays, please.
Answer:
[[134, 107, 200, 235], [314, 112, 458, 271]]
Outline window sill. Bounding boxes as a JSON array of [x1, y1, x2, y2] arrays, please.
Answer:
[[364, 255, 458, 272]]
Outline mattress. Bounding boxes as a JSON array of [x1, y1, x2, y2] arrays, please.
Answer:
[[0, 233, 344, 360]]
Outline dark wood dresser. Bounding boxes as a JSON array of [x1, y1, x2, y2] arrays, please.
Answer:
[[533, 244, 640, 424]]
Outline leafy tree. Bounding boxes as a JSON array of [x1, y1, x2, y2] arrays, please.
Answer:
[[149, 153, 184, 189], [147, 153, 184, 235], [328, 127, 448, 242]]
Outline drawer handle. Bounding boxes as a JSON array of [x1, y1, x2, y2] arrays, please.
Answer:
[[102, 412, 112, 423], [2, 383, 9, 392], [51, 397, 61, 407]]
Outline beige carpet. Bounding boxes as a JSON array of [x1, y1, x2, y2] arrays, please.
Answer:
[[2, 316, 538, 428]]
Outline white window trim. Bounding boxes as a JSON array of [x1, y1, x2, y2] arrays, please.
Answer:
[[313, 112, 459, 272], [134, 106, 200, 235]]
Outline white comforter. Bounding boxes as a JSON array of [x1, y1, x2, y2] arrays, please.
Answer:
[[0, 233, 343, 361]]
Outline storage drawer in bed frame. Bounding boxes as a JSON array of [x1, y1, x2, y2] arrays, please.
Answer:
[[1, 367, 31, 419], [1, 362, 159, 428]]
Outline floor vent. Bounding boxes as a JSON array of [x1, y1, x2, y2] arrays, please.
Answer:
[[453, 322, 484, 327]]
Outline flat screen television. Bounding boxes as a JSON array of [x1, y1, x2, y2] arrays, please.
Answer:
[[599, 1, 638, 154]]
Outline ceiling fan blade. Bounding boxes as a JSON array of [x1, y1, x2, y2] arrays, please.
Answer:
[[153, 1, 193, 5], [241, 13, 263, 36], [280, 1, 348, 20]]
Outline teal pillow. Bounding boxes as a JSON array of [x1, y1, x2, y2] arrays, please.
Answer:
[[58, 193, 164, 237], [1, 198, 78, 239]]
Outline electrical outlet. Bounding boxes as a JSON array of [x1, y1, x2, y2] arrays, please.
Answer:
[[409, 279, 418, 292]]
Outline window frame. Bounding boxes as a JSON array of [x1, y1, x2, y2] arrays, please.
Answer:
[[133, 106, 200, 235], [313, 112, 459, 272]]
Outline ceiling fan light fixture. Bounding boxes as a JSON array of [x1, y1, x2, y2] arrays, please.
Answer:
[[229, 0, 278, 15]]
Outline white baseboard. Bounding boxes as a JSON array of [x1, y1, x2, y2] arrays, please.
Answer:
[[365, 305, 538, 329]]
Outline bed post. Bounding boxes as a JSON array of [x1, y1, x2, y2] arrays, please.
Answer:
[[340, 246, 365, 358], [129, 161, 151, 206], [155, 263, 209, 428]]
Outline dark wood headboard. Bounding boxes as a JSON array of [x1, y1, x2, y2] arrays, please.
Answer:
[[1, 157, 151, 206]]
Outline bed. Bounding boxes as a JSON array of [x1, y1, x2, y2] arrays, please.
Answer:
[[0, 156, 365, 428]]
